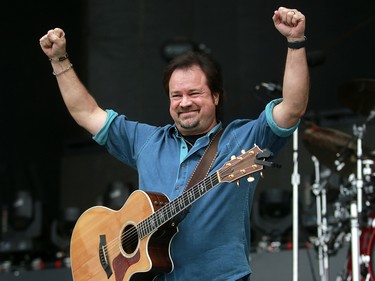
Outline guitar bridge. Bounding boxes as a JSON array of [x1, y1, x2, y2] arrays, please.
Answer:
[[99, 234, 113, 279]]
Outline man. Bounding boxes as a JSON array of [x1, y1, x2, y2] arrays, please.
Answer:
[[40, 6, 308, 281]]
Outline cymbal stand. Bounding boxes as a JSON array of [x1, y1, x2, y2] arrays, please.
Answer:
[[354, 124, 365, 214], [311, 156, 329, 281], [349, 123, 366, 281]]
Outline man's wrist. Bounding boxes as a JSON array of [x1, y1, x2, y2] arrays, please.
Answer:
[[287, 36, 306, 49], [49, 53, 69, 63], [50, 59, 73, 76]]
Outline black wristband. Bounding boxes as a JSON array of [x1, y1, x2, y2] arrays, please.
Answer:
[[287, 36, 306, 49]]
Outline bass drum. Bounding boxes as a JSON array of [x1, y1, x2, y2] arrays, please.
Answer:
[[359, 222, 375, 281], [343, 213, 375, 281]]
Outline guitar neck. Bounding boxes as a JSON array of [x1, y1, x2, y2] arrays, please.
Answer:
[[136, 145, 264, 239], [137, 172, 220, 238]]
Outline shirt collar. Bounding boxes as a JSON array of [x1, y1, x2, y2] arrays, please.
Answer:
[[169, 122, 223, 139]]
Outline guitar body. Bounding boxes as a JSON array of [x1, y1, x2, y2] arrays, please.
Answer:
[[70, 190, 178, 281]]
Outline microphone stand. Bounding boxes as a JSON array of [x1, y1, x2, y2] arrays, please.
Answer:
[[292, 129, 300, 281]]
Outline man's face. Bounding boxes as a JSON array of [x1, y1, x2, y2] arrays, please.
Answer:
[[169, 65, 219, 136]]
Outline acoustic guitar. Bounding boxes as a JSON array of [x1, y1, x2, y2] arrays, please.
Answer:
[[70, 145, 268, 281]]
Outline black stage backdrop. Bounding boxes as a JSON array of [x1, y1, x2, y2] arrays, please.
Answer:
[[1, 0, 374, 277]]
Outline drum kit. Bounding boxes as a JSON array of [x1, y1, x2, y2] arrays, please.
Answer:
[[301, 78, 375, 281]]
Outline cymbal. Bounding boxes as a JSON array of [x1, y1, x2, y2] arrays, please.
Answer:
[[301, 123, 373, 175], [337, 78, 375, 117]]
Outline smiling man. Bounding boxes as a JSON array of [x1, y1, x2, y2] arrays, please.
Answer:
[[169, 65, 219, 135], [40, 6, 309, 281]]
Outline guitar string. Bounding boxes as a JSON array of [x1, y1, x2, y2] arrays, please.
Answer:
[[101, 156, 257, 255]]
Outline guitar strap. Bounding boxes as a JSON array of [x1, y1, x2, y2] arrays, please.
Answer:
[[173, 128, 223, 225], [184, 128, 223, 190]]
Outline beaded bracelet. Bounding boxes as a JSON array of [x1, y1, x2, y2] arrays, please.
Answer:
[[52, 63, 73, 76], [49, 53, 69, 63]]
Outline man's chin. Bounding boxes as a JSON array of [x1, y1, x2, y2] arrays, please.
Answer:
[[178, 120, 199, 130]]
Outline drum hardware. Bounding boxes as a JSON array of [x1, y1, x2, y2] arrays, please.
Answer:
[[338, 79, 375, 281], [369, 217, 375, 229], [362, 165, 375, 217], [312, 155, 330, 281], [333, 199, 351, 222], [338, 121, 368, 281], [299, 78, 375, 281], [358, 254, 372, 281], [361, 254, 370, 270], [336, 78, 375, 281], [350, 198, 361, 281], [301, 125, 374, 280], [302, 123, 374, 177], [363, 160, 374, 200], [301, 123, 355, 175], [327, 230, 348, 256]]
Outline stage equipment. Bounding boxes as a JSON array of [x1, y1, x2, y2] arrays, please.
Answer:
[[301, 123, 374, 176], [301, 77, 375, 281], [51, 207, 81, 253], [337, 174, 375, 281], [252, 188, 292, 240], [302, 122, 374, 281], [292, 129, 300, 281], [255, 82, 282, 93], [311, 156, 330, 281], [9, 190, 33, 231], [102, 181, 134, 210], [160, 37, 211, 62], [337, 78, 375, 281], [301, 165, 347, 260], [0, 190, 42, 254]]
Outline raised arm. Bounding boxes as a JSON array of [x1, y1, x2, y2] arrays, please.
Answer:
[[272, 7, 309, 128], [39, 28, 107, 135]]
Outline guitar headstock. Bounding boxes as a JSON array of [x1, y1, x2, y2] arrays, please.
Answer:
[[218, 145, 264, 183]]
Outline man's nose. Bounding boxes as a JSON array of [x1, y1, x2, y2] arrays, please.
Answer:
[[180, 95, 193, 107]]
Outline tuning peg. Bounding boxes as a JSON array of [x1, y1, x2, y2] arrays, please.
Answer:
[[241, 149, 246, 154], [236, 180, 240, 186], [231, 155, 236, 160], [260, 171, 264, 178], [247, 176, 255, 183]]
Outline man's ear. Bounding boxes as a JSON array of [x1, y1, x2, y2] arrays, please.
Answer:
[[213, 92, 219, 105]]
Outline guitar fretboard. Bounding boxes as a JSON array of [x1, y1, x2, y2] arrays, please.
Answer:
[[137, 172, 220, 238]]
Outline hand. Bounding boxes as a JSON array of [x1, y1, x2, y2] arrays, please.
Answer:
[[272, 7, 305, 42], [39, 28, 67, 60]]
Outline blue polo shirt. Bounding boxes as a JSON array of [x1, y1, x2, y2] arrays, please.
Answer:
[[93, 98, 298, 281]]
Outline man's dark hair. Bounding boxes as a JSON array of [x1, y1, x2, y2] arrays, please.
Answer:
[[162, 51, 224, 121]]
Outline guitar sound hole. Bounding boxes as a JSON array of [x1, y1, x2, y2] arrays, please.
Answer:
[[121, 224, 139, 255]]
